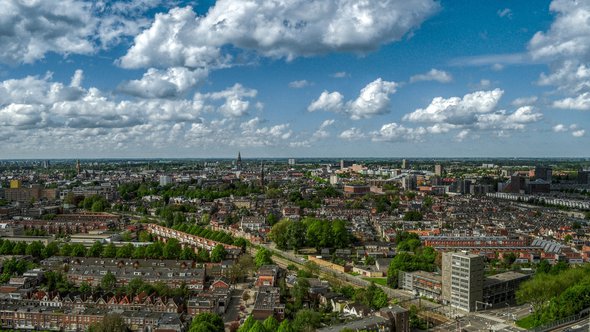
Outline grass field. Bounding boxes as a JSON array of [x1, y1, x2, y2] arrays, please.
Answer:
[[362, 277, 388, 286], [515, 315, 536, 329]]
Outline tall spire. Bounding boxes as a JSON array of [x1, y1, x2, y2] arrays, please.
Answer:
[[236, 152, 242, 171]]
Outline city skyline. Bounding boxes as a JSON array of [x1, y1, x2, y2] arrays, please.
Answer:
[[0, 0, 589, 158]]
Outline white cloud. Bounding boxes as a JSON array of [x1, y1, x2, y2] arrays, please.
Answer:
[[203, 83, 258, 117], [339, 128, 365, 140], [119, 0, 440, 69], [538, 61, 590, 93], [308, 91, 344, 113], [529, 1, 590, 112], [371, 123, 426, 142], [403, 89, 504, 124], [572, 129, 586, 137], [528, 0, 590, 61], [118, 67, 208, 99], [553, 124, 568, 132], [308, 78, 397, 119], [238, 117, 293, 146], [289, 80, 311, 89], [512, 96, 538, 107], [553, 92, 590, 110], [332, 72, 348, 78], [455, 129, 470, 141], [312, 119, 336, 139], [347, 78, 398, 120], [401, 90, 543, 139], [410, 69, 453, 83], [492, 63, 505, 71], [0, 0, 163, 65], [497, 8, 513, 19]]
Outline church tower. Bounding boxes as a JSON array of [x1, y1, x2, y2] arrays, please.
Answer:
[[236, 152, 242, 171]]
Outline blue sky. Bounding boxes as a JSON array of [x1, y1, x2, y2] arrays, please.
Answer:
[[0, 0, 588, 158]]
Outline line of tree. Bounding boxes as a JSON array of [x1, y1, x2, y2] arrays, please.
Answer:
[[171, 223, 237, 246], [0, 237, 229, 265], [269, 217, 352, 251], [0, 257, 38, 283], [236, 311, 321, 332]]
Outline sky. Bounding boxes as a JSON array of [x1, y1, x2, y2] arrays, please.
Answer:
[[0, 0, 589, 159]]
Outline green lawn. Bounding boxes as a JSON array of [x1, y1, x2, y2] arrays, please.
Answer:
[[362, 277, 388, 286], [515, 314, 537, 329]]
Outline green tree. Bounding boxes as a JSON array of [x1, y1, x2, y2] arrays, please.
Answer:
[[210, 244, 227, 263], [292, 309, 321, 332], [101, 271, 117, 291], [189, 312, 224, 332], [263, 316, 279, 332], [403, 211, 423, 221], [116, 243, 135, 258], [248, 321, 266, 332], [255, 247, 273, 268], [25, 241, 45, 258], [180, 247, 197, 260], [238, 315, 255, 332], [70, 243, 87, 257], [276, 319, 293, 332], [88, 313, 128, 332], [43, 241, 59, 258], [102, 243, 117, 258], [80, 281, 92, 293], [197, 249, 210, 262], [88, 241, 104, 257], [269, 219, 291, 250], [163, 238, 181, 259]]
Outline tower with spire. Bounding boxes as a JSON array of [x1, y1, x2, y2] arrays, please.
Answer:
[[236, 152, 242, 171], [76, 160, 81, 175]]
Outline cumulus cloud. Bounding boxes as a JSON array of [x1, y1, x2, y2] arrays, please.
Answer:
[[339, 128, 365, 140], [289, 80, 311, 89], [237, 117, 293, 147], [371, 123, 426, 142], [538, 61, 590, 93], [0, 0, 163, 65], [512, 96, 538, 107], [529, 1, 590, 112], [553, 124, 568, 132], [410, 69, 453, 83], [572, 129, 586, 137], [529, 0, 590, 61], [400, 89, 543, 139], [403, 89, 504, 124], [119, 0, 440, 69], [455, 129, 470, 141], [312, 119, 335, 139], [553, 92, 590, 110], [308, 91, 344, 113], [308, 78, 397, 119], [118, 67, 208, 99], [202, 84, 258, 117]]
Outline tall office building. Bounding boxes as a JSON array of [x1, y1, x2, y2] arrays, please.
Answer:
[[402, 159, 409, 169], [442, 252, 485, 312], [534, 166, 552, 183], [578, 168, 590, 184], [159, 175, 172, 186], [288, 158, 296, 166], [434, 164, 443, 176]]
